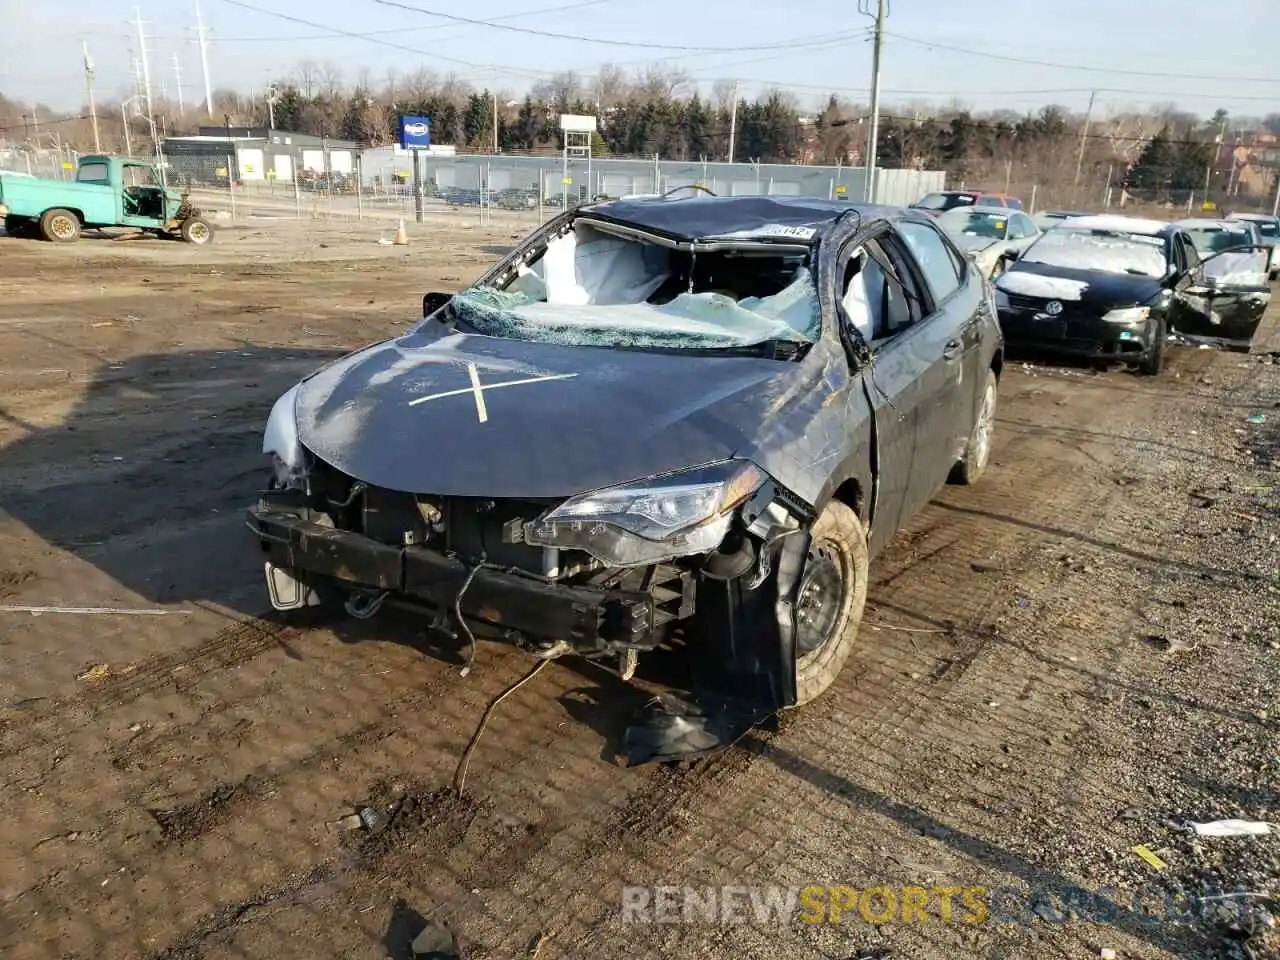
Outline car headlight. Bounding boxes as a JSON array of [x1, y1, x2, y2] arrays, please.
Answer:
[[262, 383, 310, 489], [525, 460, 767, 567], [1102, 306, 1150, 324]]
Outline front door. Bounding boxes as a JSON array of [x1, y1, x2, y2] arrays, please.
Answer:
[[119, 163, 167, 227], [1172, 243, 1273, 350]]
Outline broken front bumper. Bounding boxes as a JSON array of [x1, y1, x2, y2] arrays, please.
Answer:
[[246, 504, 686, 654], [997, 307, 1158, 359]]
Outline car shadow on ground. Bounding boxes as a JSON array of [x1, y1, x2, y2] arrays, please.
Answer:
[[0, 345, 691, 738]]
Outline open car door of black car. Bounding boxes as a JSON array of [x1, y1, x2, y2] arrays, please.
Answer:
[[1171, 243, 1273, 351]]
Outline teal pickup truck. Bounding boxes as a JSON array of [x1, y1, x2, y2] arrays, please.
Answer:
[[0, 155, 213, 244]]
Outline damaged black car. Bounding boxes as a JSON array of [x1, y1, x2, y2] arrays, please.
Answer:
[[994, 214, 1273, 372], [247, 193, 1004, 762]]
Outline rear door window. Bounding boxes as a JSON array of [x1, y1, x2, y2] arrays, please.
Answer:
[[897, 220, 962, 307]]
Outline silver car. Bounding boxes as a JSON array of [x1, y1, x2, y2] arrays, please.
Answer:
[[1225, 212, 1280, 279], [934, 206, 1042, 278]]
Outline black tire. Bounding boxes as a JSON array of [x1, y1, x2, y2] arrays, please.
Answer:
[[180, 217, 213, 244], [792, 500, 870, 706], [3, 215, 32, 237], [1138, 317, 1166, 376], [950, 370, 998, 485], [39, 208, 80, 243]]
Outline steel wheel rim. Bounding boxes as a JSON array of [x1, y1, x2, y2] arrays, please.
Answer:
[[187, 222, 210, 243], [973, 381, 996, 468], [50, 215, 75, 239], [795, 539, 851, 662]]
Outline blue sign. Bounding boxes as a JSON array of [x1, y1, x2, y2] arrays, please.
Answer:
[[399, 115, 432, 150]]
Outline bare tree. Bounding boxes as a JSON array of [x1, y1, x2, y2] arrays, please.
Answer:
[[711, 79, 737, 114], [317, 61, 345, 98], [437, 72, 473, 102], [531, 70, 582, 107], [594, 63, 630, 108], [635, 65, 689, 101], [403, 67, 437, 104], [293, 59, 320, 98]]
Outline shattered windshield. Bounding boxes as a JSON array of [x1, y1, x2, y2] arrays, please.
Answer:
[[1020, 227, 1168, 278], [938, 209, 1009, 239], [1185, 227, 1253, 255], [448, 223, 821, 351]]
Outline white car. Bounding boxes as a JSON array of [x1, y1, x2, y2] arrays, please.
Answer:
[[935, 206, 1043, 278], [1224, 213, 1280, 280]]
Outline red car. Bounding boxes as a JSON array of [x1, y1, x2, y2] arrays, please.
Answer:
[[910, 190, 1023, 216]]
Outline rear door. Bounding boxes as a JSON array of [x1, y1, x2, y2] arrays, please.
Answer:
[[890, 219, 984, 517]]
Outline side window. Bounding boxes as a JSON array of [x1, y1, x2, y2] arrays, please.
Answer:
[[1171, 235, 1189, 273], [1006, 198, 1024, 210], [896, 221, 962, 307], [1005, 217, 1025, 240], [839, 238, 916, 343], [977, 195, 1002, 207], [76, 162, 109, 183], [1017, 214, 1037, 237]]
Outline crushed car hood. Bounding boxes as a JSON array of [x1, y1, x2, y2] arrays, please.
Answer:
[[293, 320, 836, 499]]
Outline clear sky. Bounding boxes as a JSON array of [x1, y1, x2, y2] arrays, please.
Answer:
[[4, 0, 1278, 120]]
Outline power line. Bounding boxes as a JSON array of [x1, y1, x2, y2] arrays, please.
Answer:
[[186, 0, 609, 42], [370, 0, 872, 53], [886, 30, 1280, 85], [217, 0, 557, 78]]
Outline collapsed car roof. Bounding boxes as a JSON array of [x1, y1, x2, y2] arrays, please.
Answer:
[[577, 194, 907, 245]]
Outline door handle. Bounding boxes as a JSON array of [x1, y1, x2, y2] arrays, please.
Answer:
[[943, 339, 963, 359]]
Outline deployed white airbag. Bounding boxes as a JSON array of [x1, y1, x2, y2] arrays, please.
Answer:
[[519, 224, 672, 306]]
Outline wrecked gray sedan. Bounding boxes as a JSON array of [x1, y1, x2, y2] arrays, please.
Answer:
[[247, 194, 1003, 762]]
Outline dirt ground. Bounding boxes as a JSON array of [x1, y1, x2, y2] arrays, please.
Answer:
[[0, 220, 1276, 960]]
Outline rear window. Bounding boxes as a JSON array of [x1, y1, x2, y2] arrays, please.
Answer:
[[914, 192, 976, 211], [977, 195, 1022, 210], [76, 162, 109, 184]]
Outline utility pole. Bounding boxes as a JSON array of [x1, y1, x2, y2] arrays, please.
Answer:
[[265, 83, 279, 129], [195, 0, 214, 117], [133, 7, 158, 158], [862, 0, 887, 203], [172, 53, 185, 116], [1272, 168, 1280, 218], [83, 42, 101, 153], [1074, 90, 1096, 187], [727, 81, 739, 163], [493, 90, 499, 154], [1205, 114, 1228, 197]]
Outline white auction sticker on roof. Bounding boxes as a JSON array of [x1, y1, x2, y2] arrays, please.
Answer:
[[713, 224, 817, 241]]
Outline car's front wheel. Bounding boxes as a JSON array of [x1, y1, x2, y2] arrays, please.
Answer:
[[1138, 316, 1166, 376], [792, 500, 870, 706], [951, 370, 998, 485]]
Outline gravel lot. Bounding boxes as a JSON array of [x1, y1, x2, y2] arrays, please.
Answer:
[[0, 220, 1276, 960]]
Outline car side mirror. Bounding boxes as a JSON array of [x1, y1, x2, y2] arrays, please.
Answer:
[[1000, 248, 1020, 263], [422, 291, 453, 317]]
